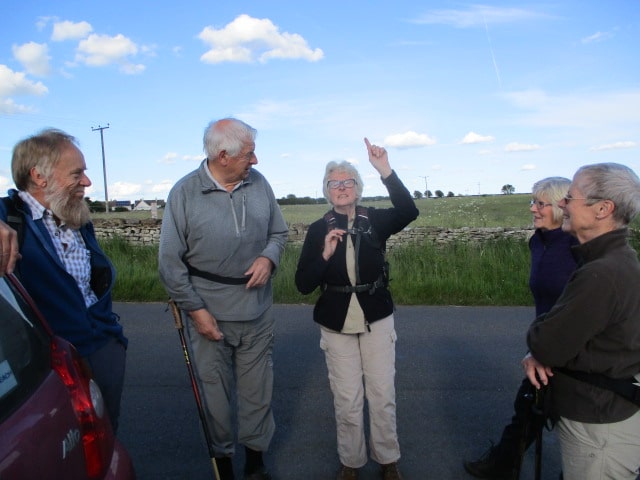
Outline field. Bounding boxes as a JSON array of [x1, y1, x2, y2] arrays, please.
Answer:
[[100, 194, 640, 305], [97, 193, 537, 228]]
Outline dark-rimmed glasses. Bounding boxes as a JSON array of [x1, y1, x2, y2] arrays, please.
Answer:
[[327, 178, 357, 189]]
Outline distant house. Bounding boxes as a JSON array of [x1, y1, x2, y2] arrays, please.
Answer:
[[133, 199, 166, 211], [111, 200, 133, 211]]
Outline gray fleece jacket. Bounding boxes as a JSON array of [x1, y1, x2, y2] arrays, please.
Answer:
[[159, 160, 288, 320]]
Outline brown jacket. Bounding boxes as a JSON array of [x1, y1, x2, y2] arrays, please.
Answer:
[[527, 228, 640, 423]]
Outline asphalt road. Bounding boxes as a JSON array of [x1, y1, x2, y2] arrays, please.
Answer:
[[115, 302, 562, 480]]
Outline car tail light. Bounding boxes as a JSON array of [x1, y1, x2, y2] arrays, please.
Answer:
[[50, 337, 114, 479]]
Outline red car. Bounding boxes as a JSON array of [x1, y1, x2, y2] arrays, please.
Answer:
[[0, 273, 135, 479]]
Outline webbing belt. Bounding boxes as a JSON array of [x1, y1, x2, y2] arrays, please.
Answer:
[[187, 264, 250, 285]]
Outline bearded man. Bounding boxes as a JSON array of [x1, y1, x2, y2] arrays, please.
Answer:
[[0, 128, 128, 432]]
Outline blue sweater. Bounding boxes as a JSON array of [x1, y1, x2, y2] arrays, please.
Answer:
[[0, 190, 127, 357], [528, 227, 579, 317]]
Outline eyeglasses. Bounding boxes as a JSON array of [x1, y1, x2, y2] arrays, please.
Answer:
[[530, 200, 552, 210], [327, 178, 357, 189], [562, 194, 604, 204]]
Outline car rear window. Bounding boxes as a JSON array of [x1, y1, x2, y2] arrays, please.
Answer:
[[0, 279, 50, 423]]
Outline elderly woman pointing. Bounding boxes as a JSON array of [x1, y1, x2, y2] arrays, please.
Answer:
[[525, 163, 640, 480], [296, 138, 418, 480]]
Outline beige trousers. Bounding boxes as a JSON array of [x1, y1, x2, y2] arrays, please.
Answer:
[[320, 314, 400, 468], [557, 408, 640, 479]]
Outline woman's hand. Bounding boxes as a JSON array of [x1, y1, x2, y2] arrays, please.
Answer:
[[364, 137, 392, 179], [322, 228, 346, 261], [522, 352, 554, 389]]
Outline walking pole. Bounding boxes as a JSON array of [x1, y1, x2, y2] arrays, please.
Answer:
[[168, 299, 221, 480], [532, 388, 545, 480]]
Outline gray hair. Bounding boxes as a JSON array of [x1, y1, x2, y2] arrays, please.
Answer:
[[203, 118, 257, 159], [574, 163, 640, 226], [532, 177, 571, 224], [11, 128, 79, 191], [322, 161, 364, 204]]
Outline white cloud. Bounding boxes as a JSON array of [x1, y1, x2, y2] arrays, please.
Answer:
[[75, 33, 143, 74], [0, 64, 48, 97], [12, 42, 51, 76], [461, 131, 495, 144], [52, 20, 93, 41], [414, 5, 546, 28], [0, 98, 34, 114], [109, 181, 142, 198], [504, 142, 541, 152], [384, 131, 436, 149], [198, 14, 324, 64], [521, 164, 536, 171], [151, 180, 173, 194], [590, 141, 637, 151]]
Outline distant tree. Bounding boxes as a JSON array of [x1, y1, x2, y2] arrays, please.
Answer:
[[426, 190, 432, 198], [413, 190, 423, 199], [435, 190, 444, 198], [447, 191, 455, 197], [501, 184, 516, 195]]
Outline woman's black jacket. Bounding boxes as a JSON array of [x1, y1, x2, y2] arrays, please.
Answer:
[[295, 171, 418, 331]]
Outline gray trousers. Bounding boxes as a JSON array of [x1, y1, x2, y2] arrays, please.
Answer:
[[186, 306, 275, 457], [557, 409, 640, 479]]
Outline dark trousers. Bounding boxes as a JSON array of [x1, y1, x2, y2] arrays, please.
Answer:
[[496, 377, 539, 462], [86, 337, 127, 433]]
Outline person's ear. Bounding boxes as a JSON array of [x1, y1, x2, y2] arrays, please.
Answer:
[[595, 199, 615, 220], [29, 167, 47, 188]]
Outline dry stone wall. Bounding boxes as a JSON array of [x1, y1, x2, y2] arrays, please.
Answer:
[[92, 218, 534, 247]]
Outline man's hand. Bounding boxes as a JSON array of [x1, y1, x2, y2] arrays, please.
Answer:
[[522, 352, 554, 389], [0, 220, 20, 276], [244, 256, 274, 289], [189, 308, 224, 341]]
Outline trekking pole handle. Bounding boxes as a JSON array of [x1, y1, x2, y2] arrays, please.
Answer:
[[168, 299, 185, 330]]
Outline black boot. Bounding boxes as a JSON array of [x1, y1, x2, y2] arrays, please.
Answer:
[[244, 447, 271, 480], [215, 456, 235, 480], [463, 443, 515, 480]]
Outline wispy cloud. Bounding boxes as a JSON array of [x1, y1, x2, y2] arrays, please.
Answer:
[[384, 131, 436, 148], [502, 89, 640, 128], [504, 142, 541, 152], [590, 141, 637, 151], [581, 31, 613, 44], [198, 14, 324, 64], [413, 5, 547, 28]]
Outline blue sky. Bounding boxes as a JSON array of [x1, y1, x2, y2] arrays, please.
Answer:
[[1, 1, 639, 203]]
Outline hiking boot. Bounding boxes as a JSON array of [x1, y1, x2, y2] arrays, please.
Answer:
[[244, 467, 271, 480], [381, 462, 403, 480], [463, 444, 514, 479], [336, 464, 359, 480]]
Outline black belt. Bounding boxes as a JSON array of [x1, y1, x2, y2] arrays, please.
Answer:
[[322, 275, 385, 294], [187, 264, 250, 285]]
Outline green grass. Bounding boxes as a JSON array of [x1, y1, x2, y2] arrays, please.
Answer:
[[99, 194, 640, 305]]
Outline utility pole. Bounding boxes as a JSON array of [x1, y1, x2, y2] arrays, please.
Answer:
[[419, 176, 429, 197], [92, 124, 110, 213]]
